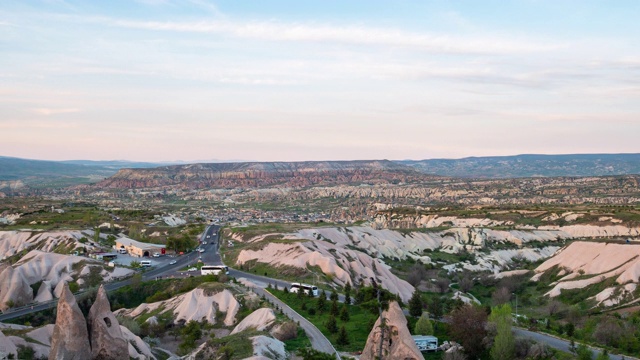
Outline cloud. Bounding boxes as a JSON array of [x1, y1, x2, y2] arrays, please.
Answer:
[[32, 108, 81, 116], [98, 18, 560, 55]]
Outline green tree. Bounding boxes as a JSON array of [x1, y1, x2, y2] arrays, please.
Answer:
[[82, 266, 104, 288], [339, 304, 350, 322], [576, 343, 593, 360], [296, 348, 336, 360], [336, 325, 350, 346], [330, 299, 339, 316], [330, 289, 339, 302], [414, 312, 433, 335], [408, 289, 423, 317], [325, 315, 338, 334], [429, 296, 444, 320], [566, 322, 575, 337], [595, 350, 610, 360], [178, 320, 202, 355], [93, 227, 101, 243], [448, 304, 488, 357], [490, 304, 514, 360], [344, 281, 352, 305], [317, 290, 327, 313]]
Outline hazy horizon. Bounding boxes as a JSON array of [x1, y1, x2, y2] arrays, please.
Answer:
[[4, 152, 640, 165], [2, 1, 639, 162]]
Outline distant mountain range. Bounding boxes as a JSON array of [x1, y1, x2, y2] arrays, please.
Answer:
[[0, 157, 165, 188], [2, 153, 640, 190], [97, 160, 421, 189], [399, 153, 640, 178]]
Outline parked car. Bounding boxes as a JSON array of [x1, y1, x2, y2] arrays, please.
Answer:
[[188, 267, 197, 272], [169, 260, 177, 265]]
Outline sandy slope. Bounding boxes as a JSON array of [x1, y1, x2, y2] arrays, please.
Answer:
[[236, 240, 415, 302], [535, 241, 640, 299], [230, 308, 275, 335], [249, 335, 286, 359], [116, 288, 240, 326], [0, 230, 98, 260]]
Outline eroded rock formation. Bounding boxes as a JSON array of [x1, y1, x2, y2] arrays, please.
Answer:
[[49, 283, 91, 360], [0, 265, 32, 311], [87, 285, 128, 360], [361, 301, 424, 360]]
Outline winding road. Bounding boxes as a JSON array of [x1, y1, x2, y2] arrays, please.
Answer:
[[514, 328, 638, 360], [4, 225, 634, 360], [0, 224, 341, 358]]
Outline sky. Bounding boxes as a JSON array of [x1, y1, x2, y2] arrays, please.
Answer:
[[1, 0, 639, 162]]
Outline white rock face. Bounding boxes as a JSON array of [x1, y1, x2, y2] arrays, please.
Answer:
[[0, 250, 104, 309], [116, 288, 240, 326], [0, 266, 33, 310], [249, 335, 286, 359], [0, 330, 18, 359], [34, 280, 54, 302], [535, 241, 640, 298], [236, 240, 415, 302], [0, 231, 97, 261], [231, 308, 276, 335], [162, 214, 186, 227], [120, 325, 156, 360]]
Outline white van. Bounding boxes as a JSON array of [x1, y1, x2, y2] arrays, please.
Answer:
[[140, 260, 152, 267]]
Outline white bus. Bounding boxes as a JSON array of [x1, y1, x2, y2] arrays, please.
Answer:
[[290, 283, 318, 297], [201, 265, 229, 276]]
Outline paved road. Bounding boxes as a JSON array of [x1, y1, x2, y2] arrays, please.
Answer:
[[246, 284, 339, 359], [1, 224, 340, 358], [0, 225, 217, 322], [514, 328, 639, 360]]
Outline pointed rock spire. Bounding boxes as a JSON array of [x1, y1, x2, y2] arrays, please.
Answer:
[[49, 282, 92, 360], [361, 301, 425, 360], [87, 285, 128, 360]]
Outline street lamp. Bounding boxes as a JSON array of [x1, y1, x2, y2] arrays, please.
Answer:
[[512, 293, 518, 322]]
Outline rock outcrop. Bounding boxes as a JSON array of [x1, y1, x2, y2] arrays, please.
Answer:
[[0, 330, 18, 359], [49, 283, 91, 360], [35, 280, 54, 302], [97, 160, 423, 190], [231, 308, 276, 335], [360, 301, 424, 360], [87, 285, 128, 360], [0, 266, 33, 311]]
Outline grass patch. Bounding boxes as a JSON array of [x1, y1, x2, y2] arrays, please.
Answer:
[[272, 289, 378, 352], [209, 329, 262, 359], [284, 327, 312, 353]]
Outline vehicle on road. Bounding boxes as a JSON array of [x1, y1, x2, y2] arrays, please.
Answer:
[[203, 241, 207, 245], [169, 260, 177, 265], [201, 265, 229, 275], [141, 260, 152, 267], [187, 267, 197, 272], [153, 253, 160, 257], [290, 283, 318, 296], [198, 248, 205, 253], [207, 235, 210, 238]]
